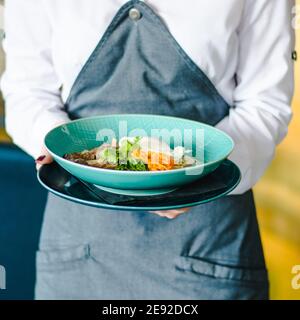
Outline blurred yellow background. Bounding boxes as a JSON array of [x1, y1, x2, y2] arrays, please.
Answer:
[[0, 2, 299, 300]]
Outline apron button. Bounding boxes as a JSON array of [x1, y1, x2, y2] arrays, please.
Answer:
[[129, 8, 142, 21]]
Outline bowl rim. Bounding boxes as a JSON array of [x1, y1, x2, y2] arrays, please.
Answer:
[[45, 114, 235, 176]]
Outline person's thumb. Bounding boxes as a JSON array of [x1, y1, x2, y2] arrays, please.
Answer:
[[35, 147, 53, 169]]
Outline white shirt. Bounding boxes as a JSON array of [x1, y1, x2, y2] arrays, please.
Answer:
[[1, 0, 295, 194]]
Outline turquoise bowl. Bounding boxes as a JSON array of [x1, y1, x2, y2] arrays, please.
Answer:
[[44, 114, 234, 192]]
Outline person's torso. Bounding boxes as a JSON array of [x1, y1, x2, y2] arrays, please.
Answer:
[[42, 0, 245, 104]]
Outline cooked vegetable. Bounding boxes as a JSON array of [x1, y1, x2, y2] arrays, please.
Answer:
[[63, 136, 197, 171]]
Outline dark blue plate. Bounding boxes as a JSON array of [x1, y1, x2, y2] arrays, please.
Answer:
[[37, 160, 241, 211]]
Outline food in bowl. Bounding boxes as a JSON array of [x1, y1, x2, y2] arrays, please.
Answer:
[[64, 136, 198, 171], [45, 114, 234, 190]]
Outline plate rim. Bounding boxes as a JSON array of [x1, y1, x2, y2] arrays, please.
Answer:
[[37, 159, 241, 211]]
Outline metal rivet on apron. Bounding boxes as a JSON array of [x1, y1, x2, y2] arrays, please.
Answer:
[[129, 8, 142, 21]]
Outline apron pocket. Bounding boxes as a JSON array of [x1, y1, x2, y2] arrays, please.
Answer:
[[174, 256, 268, 285], [36, 244, 91, 272]]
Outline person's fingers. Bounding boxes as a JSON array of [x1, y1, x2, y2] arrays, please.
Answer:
[[164, 212, 182, 219], [35, 120, 68, 170], [149, 207, 190, 219], [150, 208, 190, 215], [35, 148, 53, 170]]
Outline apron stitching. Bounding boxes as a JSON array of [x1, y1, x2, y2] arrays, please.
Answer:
[[176, 258, 268, 284]]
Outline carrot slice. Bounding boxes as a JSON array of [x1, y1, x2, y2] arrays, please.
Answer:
[[131, 149, 174, 171]]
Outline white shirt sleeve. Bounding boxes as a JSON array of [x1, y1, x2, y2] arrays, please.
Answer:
[[215, 0, 295, 194], [1, 0, 70, 158]]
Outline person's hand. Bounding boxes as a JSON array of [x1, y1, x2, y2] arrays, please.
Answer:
[[35, 146, 53, 170], [149, 207, 190, 219], [35, 120, 69, 170]]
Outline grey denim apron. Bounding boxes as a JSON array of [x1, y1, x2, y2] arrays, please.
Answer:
[[35, 0, 269, 300]]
